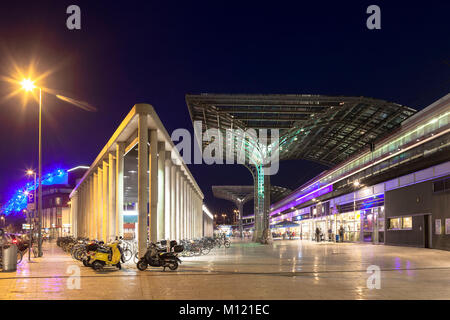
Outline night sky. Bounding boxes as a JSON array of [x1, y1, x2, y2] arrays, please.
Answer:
[[0, 1, 449, 215]]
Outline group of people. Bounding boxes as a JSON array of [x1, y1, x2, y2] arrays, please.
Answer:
[[314, 225, 346, 242], [272, 231, 296, 240]]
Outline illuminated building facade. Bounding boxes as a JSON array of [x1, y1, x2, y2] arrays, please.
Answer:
[[0, 166, 88, 237], [186, 94, 415, 243], [270, 94, 450, 250]]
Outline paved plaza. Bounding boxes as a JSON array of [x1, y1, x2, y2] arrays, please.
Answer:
[[1, 240, 450, 300]]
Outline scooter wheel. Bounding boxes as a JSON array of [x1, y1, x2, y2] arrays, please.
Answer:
[[82, 259, 90, 267], [137, 260, 148, 271], [168, 261, 178, 271], [92, 261, 103, 271]]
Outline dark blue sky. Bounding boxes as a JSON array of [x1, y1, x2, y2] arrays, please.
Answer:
[[0, 1, 449, 214]]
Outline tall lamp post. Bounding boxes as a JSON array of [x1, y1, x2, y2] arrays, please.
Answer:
[[26, 170, 37, 261], [20, 79, 43, 257]]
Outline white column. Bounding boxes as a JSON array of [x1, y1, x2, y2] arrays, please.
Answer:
[[180, 174, 185, 240], [108, 153, 116, 240], [183, 177, 187, 239], [86, 178, 91, 238], [102, 161, 109, 242], [186, 184, 190, 239], [72, 192, 78, 237], [170, 162, 176, 240], [149, 129, 158, 243], [157, 141, 165, 241], [116, 142, 124, 237], [175, 166, 181, 241], [90, 176, 95, 239], [93, 173, 98, 239], [189, 185, 193, 238], [97, 168, 103, 241], [186, 179, 189, 238], [77, 187, 83, 237], [179, 172, 183, 240], [164, 151, 172, 240], [191, 190, 195, 238], [82, 185, 87, 237], [138, 113, 149, 258]]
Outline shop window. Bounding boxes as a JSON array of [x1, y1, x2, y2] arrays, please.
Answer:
[[389, 218, 401, 229], [389, 217, 412, 230], [402, 217, 412, 229]]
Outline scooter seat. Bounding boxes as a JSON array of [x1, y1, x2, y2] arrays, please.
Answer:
[[98, 247, 109, 253], [159, 252, 173, 259]]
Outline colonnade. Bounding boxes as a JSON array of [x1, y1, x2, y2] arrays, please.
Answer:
[[70, 104, 205, 257]]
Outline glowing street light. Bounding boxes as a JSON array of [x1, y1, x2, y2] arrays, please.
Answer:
[[3, 64, 96, 253], [20, 78, 44, 257], [20, 79, 35, 92]]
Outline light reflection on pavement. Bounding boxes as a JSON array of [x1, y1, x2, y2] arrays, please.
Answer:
[[1, 239, 450, 299]]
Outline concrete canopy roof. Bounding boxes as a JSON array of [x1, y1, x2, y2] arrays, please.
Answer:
[[186, 94, 416, 167], [71, 104, 203, 199]]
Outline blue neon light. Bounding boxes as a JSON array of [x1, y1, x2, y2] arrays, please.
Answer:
[[270, 184, 333, 216], [0, 169, 68, 216]]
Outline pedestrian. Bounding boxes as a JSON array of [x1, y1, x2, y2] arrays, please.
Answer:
[[339, 225, 344, 242], [315, 227, 320, 242]]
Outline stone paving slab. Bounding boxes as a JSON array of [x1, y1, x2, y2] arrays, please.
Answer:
[[1, 240, 450, 299]]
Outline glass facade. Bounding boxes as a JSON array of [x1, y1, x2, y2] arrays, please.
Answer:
[[271, 108, 450, 214]]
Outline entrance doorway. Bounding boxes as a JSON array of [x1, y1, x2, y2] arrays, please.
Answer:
[[424, 214, 431, 248]]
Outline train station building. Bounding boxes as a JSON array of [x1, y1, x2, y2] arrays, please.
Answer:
[[187, 93, 450, 250], [268, 94, 450, 250]]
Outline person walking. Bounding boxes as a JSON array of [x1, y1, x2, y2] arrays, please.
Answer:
[[315, 227, 320, 242], [339, 225, 344, 242]]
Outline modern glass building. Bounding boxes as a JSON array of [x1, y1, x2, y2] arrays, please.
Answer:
[[269, 94, 450, 250]]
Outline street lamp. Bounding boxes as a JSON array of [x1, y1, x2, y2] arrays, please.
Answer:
[[20, 79, 43, 257], [26, 169, 37, 261]]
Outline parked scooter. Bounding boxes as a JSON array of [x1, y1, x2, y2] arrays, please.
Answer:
[[136, 241, 183, 271], [85, 240, 124, 271]]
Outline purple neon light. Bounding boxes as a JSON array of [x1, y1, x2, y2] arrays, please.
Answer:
[[270, 184, 333, 216]]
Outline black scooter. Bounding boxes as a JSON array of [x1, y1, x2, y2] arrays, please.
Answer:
[[136, 241, 183, 271]]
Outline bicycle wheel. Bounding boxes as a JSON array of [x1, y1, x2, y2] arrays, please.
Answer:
[[133, 252, 139, 264], [122, 249, 132, 262]]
